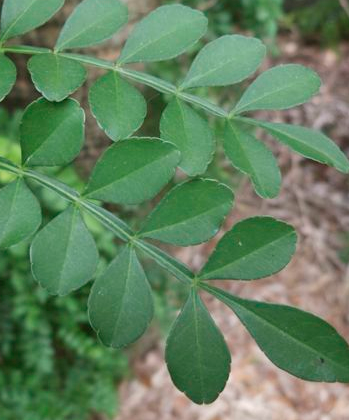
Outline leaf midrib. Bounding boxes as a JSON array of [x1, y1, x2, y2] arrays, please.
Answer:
[[0, 0, 37, 41]]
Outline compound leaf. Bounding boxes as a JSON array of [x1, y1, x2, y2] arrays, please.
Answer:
[[205, 284, 349, 383], [89, 72, 146, 141], [234, 64, 321, 114], [0, 0, 64, 41], [199, 216, 297, 280], [258, 121, 349, 174], [0, 178, 41, 249], [55, 0, 128, 51], [160, 98, 214, 176], [28, 53, 87, 102], [140, 179, 234, 246], [224, 122, 281, 199], [88, 246, 153, 348], [31, 205, 99, 296], [166, 289, 231, 404], [20, 98, 85, 167], [85, 138, 180, 204], [118, 5, 207, 64], [0, 55, 16, 102], [181, 35, 265, 89]]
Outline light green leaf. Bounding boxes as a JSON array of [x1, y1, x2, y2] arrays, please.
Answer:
[[0, 55, 16, 102], [160, 98, 214, 176], [89, 71, 146, 141], [199, 216, 297, 280], [55, 0, 128, 51], [165, 289, 231, 404], [0, 0, 64, 41], [181, 35, 265, 89], [20, 98, 85, 166], [85, 138, 180, 204], [258, 121, 349, 174], [118, 5, 207, 64], [28, 53, 87, 102], [31, 206, 99, 296], [224, 122, 281, 198], [234, 64, 321, 114], [0, 178, 41, 249], [205, 284, 349, 382], [88, 246, 153, 348], [139, 179, 234, 246]]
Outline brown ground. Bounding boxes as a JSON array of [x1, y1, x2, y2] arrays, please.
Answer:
[[116, 40, 349, 420]]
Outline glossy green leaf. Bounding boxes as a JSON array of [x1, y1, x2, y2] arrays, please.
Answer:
[[0, 0, 64, 41], [234, 64, 321, 114], [118, 5, 207, 64], [140, 179, 234, 246], [181, 35, 265, 89], [224, 122, 281, 198], [165, 289, 231, 404], [0, 55, 16, 102], [160, 98, 214, 176], [88, 246, 153, 348], [20, 98, 85, 166], [0, 178, 41, 249], [85, 138, 180, 204], [28, 53, 87, 102], [55, 0, 128, 51], [205, 284, 349, 382], [31, 206, 99, 296], [258, 121, 349, 174], [89, 72, 146, 141], [199, 216, 297, 280]]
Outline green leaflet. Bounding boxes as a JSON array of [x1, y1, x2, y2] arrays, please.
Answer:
[[165, 289, 231, 404], [118, 5, 207, 64], [199, 216, 297, 280], [55, 0, 128, 51], [181, 35, 266, 89], [139, 179, 234, 246], [258, 121, 349, 174], [89, 72, 147, 142], [160, 98, 214, 176], [0, 0, 64, 41], [31, 205, 99, 296], [224, 122, 281, 199], [204, 284, 349, 383], [85, 138, 180, 205], [0, 54, 16, 102], [0, 178, 41, 249], [234, 64, 321, 114], [28, 53, 87, 102], [88, 246, 153, 348], [20, 98, 85, 167]]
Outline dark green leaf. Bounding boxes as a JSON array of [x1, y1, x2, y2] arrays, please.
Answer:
[[140, 179, 234, 246], [224, 122, 281, 198], [20, 98, 85, 166], [181, 35, 265, 89], [28, 53, 87, 102], [258, 121, 349, 174], [0, 178, 41, 249], [0, 54, 16, 102], [0, 0, 64, 41], [89, 71, 146, 141], [31, 206, 99, 296], [88, 246, 153, 348], [118, 5, 207, 64], [55, 0, 128, 51], [205, 284, 349, 382], [165, 289, 231, 404], [199, 216, 297, 280], [160, 98, 214, 176], [234, 64, 321, 114], [85, 138, 180, 205]]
